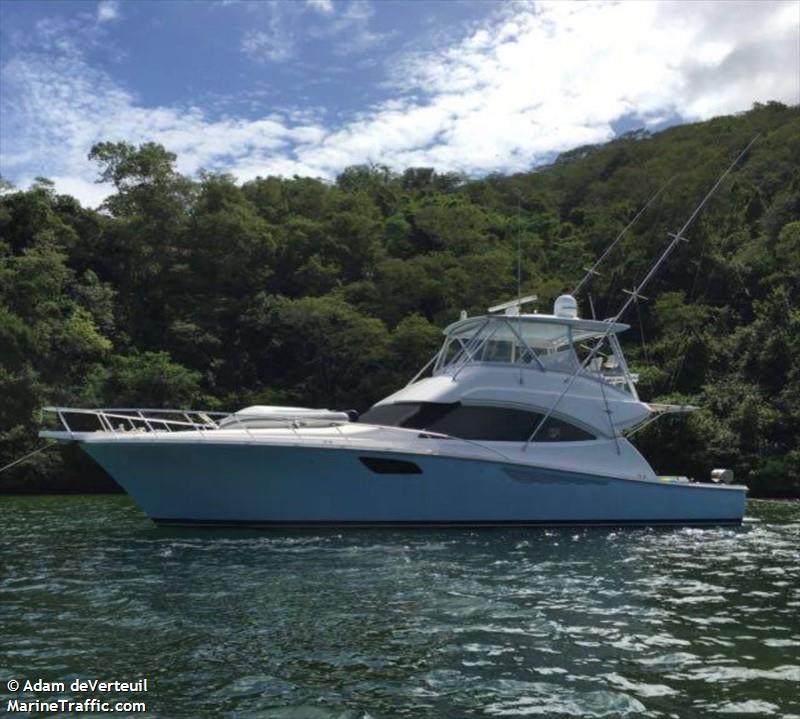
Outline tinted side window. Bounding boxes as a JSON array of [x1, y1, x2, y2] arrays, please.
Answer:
[[536, 416, 595, 442], [427, 405, 595, 442], [359, 403, 421, 426], [359, 402, 456, 428], [427, 405, 534, 441], [401, 403, 456, 430], [361, 402, 595, 441]]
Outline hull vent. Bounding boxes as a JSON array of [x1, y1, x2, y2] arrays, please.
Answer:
[[360, 457, 422, 475]]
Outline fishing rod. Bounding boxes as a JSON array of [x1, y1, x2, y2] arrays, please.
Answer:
[[523, 134, 760, 450], [572, 173, 677, 298], [610, 135, 758, 324]]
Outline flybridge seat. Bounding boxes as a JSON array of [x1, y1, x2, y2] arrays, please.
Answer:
[[217, 406, 352, 429]]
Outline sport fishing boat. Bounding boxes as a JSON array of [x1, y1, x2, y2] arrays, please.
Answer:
[[38, 142, 757, 527], [39, 292, 746, 526]]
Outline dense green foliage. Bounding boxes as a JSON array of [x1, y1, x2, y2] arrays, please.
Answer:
[[1, 103, 798, 495]]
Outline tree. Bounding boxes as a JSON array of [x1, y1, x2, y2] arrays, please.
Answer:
[[87, 351, 204, 408]]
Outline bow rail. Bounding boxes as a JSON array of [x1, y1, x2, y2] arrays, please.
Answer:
[[39, 406, 512, 463], [40, 406, 350, 440]]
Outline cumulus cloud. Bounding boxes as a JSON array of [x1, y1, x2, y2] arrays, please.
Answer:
[[1, 0, 797, 207]]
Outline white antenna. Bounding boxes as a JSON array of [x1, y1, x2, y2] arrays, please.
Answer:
[[523, 135, 759, 449], [572, 174, 676, 297]]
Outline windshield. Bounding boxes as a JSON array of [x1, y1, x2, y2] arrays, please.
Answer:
[[436, 317, 593, 372], [430, 315, 637, 396]]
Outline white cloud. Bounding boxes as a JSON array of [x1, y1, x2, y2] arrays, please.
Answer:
[[96, 1, 120, 23], [1, 0, 797, 207], [240, 1, 387, 62], [307, 0, 334, 14], [241, 2, 295, 62], [46, 175, 116, 208], [307, 1, 390, 55], [241, 27, 293, 62]]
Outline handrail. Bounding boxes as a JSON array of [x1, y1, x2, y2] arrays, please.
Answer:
[[40, 407, 516, 464], [41, 407, 352, 436], [406, 348, 442, 386], [435, 358, 633, 396]]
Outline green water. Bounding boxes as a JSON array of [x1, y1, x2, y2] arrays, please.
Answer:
[[1, 496, 798, 718]]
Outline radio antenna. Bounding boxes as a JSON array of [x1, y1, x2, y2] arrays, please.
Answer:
[[572, 174, 676, 297]]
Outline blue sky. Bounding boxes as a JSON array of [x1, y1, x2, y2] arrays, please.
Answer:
[[1, 0, 798, 206]]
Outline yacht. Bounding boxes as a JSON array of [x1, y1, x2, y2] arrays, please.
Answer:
[[39, 141, 758, 527], [40, 293, 746, 527]]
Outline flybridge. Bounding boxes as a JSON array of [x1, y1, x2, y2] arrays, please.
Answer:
[[399, 293, 639, 398]]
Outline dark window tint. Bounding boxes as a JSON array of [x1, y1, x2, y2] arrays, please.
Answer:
[[534, 415, 595, 442], [358, 403, 421, 427], [361, 402, 594, 442], [427, 405, 534, 441], [359, 402, 455, 429]]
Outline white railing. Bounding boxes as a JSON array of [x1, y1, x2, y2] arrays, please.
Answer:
[[41, 407, 349, 444], [44, 406, 221, 436], [40, 406, 512, 463]]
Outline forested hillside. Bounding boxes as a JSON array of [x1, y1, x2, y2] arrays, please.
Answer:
[[1, 102, 798, 496]]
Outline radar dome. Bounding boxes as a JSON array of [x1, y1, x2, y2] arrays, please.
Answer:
[[554, 294, 578, 319]]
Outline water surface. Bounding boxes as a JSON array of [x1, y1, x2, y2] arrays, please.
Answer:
[[1, 497, 798, 718]]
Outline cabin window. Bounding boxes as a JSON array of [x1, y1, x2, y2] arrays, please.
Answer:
[[360, 402, 456, 429], [357, 403, 421, 427], [360, 402, 595, 442], [482, 339, 514, 363]]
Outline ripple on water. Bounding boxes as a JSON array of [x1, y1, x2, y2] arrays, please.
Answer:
[[0, 496, 798, 718]]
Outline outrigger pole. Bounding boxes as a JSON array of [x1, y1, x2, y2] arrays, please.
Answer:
[[572, 174, 677, 297], [610, 134, 759, 325], [523, 134, 760, 450]]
